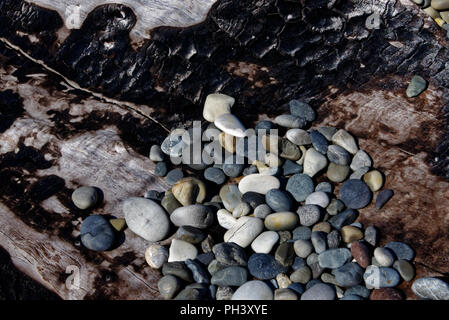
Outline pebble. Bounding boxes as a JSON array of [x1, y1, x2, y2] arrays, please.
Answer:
[[406, 75, 427, 98], [109, 218, 126, 232], [278, 231, 292, 244], [186, 259, 210, 284], [286, 128, 311, 146], [80, 215, 115, 251], [276, 273, 292, 288], [266, 189, 293, 212], [294, 240, 314, 258], [297, 145, 307, 165], [161, 190, 182, 214], [303, 148, 328, 177], [145, 190, 163, 202], [321, 273, 339, 286], [339, 179, 372, 209], [290, 266, 312, 284], [349, 166, 370, 180], [411, 277, 449, 300], [214, 113, 247, 138], [243, 165, 258, 176], [374, 247, 396, 267], [300, 283, 336, 300], [161, 129, 185, 157], [165, 168, 184, 185], [145, 245, 169, 269], [363, 265, 401, 288], [274, 288, 298, 300], [375, 189, 394, 209], [305, 279, 322, 290], [350, 241, 371, 268], [327, 230, 341, 249], [72, 186, 98, 210], [327, 163, 350, 183], [216, 286, 234, 300], [282, 160, 303, 176], [393, 260, 415, 282], [238, 174, 280, 195], [223, 156, 245, 177], [315, 182, 333, 194], [326, 199, 344, 215], [275, 242, 296, 267], [170, 205, 214, 229], [346, 285, 371, 299], [292, 226, 312, 240], [328, 209, 359, 230], [218, 132, 236, 153], [212, 242, 248, 266], [364, 225, 379, 247], [264, 212, 299, 231], [305, 191, 330, 208], [158, 275, 183, 299], [385, 242, 415, 261], [280, 139, 301, 161], [211, 266, 248, 287], [174, 285, 210, 300], [312, 222, 331, 233], [251, 231, 279, 253], [208, 260, 227, 275], [370, 288, 404, 300], [327, 145, 351, 165], [172, 177, 206, 206], [176, 226, 207, 244], [197, 253, 215, 266], [341, 225, 364, 243], [292, 257, 307, 271], [123, 197, 171, 242], [297, 205, 321, 226], [286, 173, 315, 201], [310, 130, 329, 154], [150, 145, 165, 162], [363, 170, 383, 192], [224, 216, 264, 248], [219, 184, 242, 211], [318, 248, 352, 268], [203, 93, 234, 122], [232, 201, 251, 218], [242, 192, 266, 208], [204, 167, 226, 185], [232, 280, 274, 300], [254, 204, 272, 219], [162, 262, 194, 282], [168, 239, 198, 262], [248, 253, 289, 280], [350, 150, 372, 171], [331, 129, 358, 155], [255, 120, 277, 134], [311, 231, 327, 254], [289, 100, 316, 121], [333, 262, 364, 287], [274, 114, 306, 129], [217, 209, 237, 229]]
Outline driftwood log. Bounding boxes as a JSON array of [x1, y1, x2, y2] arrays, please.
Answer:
[[0, 0, 448, 299]]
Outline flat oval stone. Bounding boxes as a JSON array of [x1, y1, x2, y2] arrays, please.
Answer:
[[303, 148, 328, 177], [385, 241, 415, 261], [411, 277, 449, 300], [370, 288, 404, 300], [289, 100, 315, 121], [72, 186, 98, 210], [145, 244, 169, 269], [333, 262, 364, 287], [232, 280, 274, 300], [203, 93, 234, 122], [170, 204, 214, 229], [123, 197, 171, 242], [172, 177, 206, 206], [406, 75, 427, 97], [374, 247, 395, 267], [264, 212, 299, 231], [363, 265, 401, 288], [274, 114, 306, 128], [248, 253, 289, 280], [318, 248, 352, 269], [286, 173, 315, 202], [158, 275, 183, 299], [393, 260, 415, 282], [212, 242, 247, 267], [305, 191, 329, 208], [286, 128, 311, 145], [327, 145, 351, 165], [168, 239, 198, 262], [375, 189, 394, 209], [211, 266, 248, 287], [328, 209, 359, 230], [331, 129, 358, 154], [297, 204, 321, 226], [350, 150, 372, 171], [204, 167, 226, 185], [224, 216, 264, 248], [363, 170, 384, 192], [300, 283, 336, 300], [327, 163, 350, 183], [266, 189, 293, 212], [219, 184, 242, 211], [251, 231, 279, 253], [310, 130, 328, 154], [80, 215, 115, 251], [214, 113, 246, 138], [339, 179, 372, 209], [238, 174, 281, 195]]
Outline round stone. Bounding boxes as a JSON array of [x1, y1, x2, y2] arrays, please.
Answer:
[[286, 173, 315, 202], [165, 169, 184, 185], [300, 283, 336, 300], [370, 288, 404, 300], [293, 240, 313, 258], [411, 277, 449, 300], [217, 209, 237, 229], [290, 266, 312, 284], [145, 244, 169, 269], [154, 161, 168, 177], [363, 266, 401, 288], [251, 231, 279, 253], [327, 230, 341, 249], [331, 129, 358, 154], [170, 204, 214, 229], [363, 170, 384, 192], [297, 205, 321, 226], [223, 156, 244, 177], [212, 242, 248, 267], [286, 129, 311, 145], [168, 239, 198, 262], [385, 242, 415, 261], [232, 280, 274, 300], [238, 174, 281, 195], [172, 177, 206, 206], [318, 248, 352, 269], [175, 226, 207, 244], [339, 179, 372, 209], [150, 145, 165, 162], [211, 266, 248, 287], [248, 253, 289, 280], [350, 150, 372, 171], [204, 167, 226, 185], [80, 215, 115, 251], [341, 225, 364, 243], [289, 100, 315, 121], [327, 163, 350, 183], [303, 148, 328, 177], [305, 192, 330, 208], [406, 75, 427, 97], [274, 114, 306, 129], [224, 217, 264, 248], [375, 189, 394, 209], [214, 113, 246, 138], [315, 182, 333, 194], [264, 212, 299, 231], [266, 189, 293, 212], [72, 186, 98, 210], [232, 202, 251, 218], [351, 241, 371, 268], [333, 262, 364, 287], [254, 204, 272, 219], [309, 130, 328, 154], [123, 197, 171, 242], [158, 275, 183, 299], [203, 93, 234, 122], [374, 247, 396, 267], [327, 145, 351, 165], [219, 184, 242, 211], [393, 260, 415, 282], [311, 231, 327, 254]]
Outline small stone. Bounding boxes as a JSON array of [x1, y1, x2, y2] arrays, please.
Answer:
[[150, 145, 165, 162], [224, 216, 264, 248], [318, 126, 338, 141], [321, 273, 339, 286], [292, 257, 307, 271], [300, 283, 336, 300], [290, 266, 312, 284], [232, 280, 274, 300], [310, 130, 329, 154], [276, 273, 292, 289], [223, 155, 245, 177], [311, 231, 327, 254], [393, 260, 415, 282], [315, 182, 333, 194], [274, 114, 306, 128], [363, 266, 401, 288], [349, 166, 370, 180], [274, 288, 298, 300], [238, 174, 281, 195], [212, 242, 248, 266], [172, 177, 206, 206], [176, 226, 207, 244], [72, 186, 98, 210], [154, 161, 168, 177], [282, 160, 303, 176], [374, 247, 396, 267], [241, 192, 265, 209], [186, 259, 210, 284], [266, 189, 293, 212], [327, 163, 350, 183], [406, 75, 427, 98], [318, 248, 352, 269], [411, 277, 449, 300], [328, 209, 359, 230], [289, 100, 315, 121], [248, 253, 289, 280], [305, 192, 330, 208], [286, 173, 315, 201], [303, 148, 328, 177], [275, 242, 295, 267], [145, 190, 163, 201], [280, 139, 301, 161], [162, 262, 194, 282], [123, 197, 170, 242], [80, 215, 115, 251], [168, 239, 198, 262], [232, 202, 251, 218], [219, 184, 242, 211], [327, 230, 341, 249], [327, 145, 351, 165], [341, 225, 364, 243], [158, 275, 183, 299], [350, 150, 372, 171], [375, 189, 394, 209], [294, 240, 313, 258], [204, 167, 226, 185], [363, 170, 384, 192], [312, 222, 331, 233], [351, 241, 371, 268], [333, 262, 364, 287], [109, 218, 126, 232], [370, 288, 404, 300], [385, 241, 415, 261], [251, 231, 279, 253], [297, 145, 307, 165], [217, 209, 237, 229], [307, 254, 325, 279], [208, 260, 227, 275], [297, 205, 321, 227], [216, 286, 234, 300], [170, 205, 214, 229], [211, 266, 248, 287], [165, 169, 184, 185], [145, 245, 169, 269], [286, 129, 311, 146], [339, 179, 372, 209], [364, 226, 379, 247], [161, 190, 182, 214], [214, 113, 246, 138], [264, 212, 299, 231], [254, 204, 272, 219], [161, 129, 185, 157], [203, 93, 234, 122], [293, 226, 312, 240], [326, 199, 345, 215]]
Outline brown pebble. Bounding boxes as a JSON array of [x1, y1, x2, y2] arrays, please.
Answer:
[[350, 241, 371, 268], [370, 288, 404, 300]]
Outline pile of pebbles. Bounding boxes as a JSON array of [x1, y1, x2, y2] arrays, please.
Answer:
[[74, 93, 449, 300]]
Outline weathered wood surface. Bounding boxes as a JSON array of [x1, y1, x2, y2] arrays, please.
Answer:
[[0, 0, 449, 299]]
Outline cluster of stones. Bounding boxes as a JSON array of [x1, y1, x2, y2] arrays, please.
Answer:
[[75, 93, 449, 300], [414, 0, 449, 30]]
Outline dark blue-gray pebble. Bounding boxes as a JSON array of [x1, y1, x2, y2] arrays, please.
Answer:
[[328, 209, 359, 230], [223, 156, 244, 177], [266, 189, 293, 212], [311, 231, 327, 254], [306, 279, 323, 290], [318, 248, 352, 269], [289, 100, 316, 122], [196, 252, 215, 266], [80, 215, 115, 251], [333, 262, 364, 287], [282, 160, 303, 176], [154, 161, 168, 176], [293, 226, 312, 240], [248, 253, 289, 280], [345, 285, 371, 298], [286, 174, 314, 202], [242, 192, 266, 209], [385, 241, 415, 261], [185, 259, 210, 284], [204, 167, 226, 185], [210, 266, 248, 287], [144, 190, 164, 201], [315, 182, 333, 194], [375, 189, 394, 209], [339, 179, 372, 209], [292, 257, 307, 270], [165, 169, 184, 185], [243, 165, 259, 176], [288, 283, 305, 295], [309, 130, 329, 154]]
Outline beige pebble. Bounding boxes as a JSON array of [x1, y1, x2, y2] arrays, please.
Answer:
[[219, 132, 237, 153], [363, 170, 384, 192], [172, 177, 206, 206], [276, 273, 292, 289], [341, 226, 364, 243], [312, 222, 332, 233]]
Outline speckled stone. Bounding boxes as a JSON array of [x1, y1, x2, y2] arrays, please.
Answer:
[[412, 277, 449, 300], [248, 253, 289, 280], [154, 161, 168, 176], [339, 179, 372, 209], [297, 205, 321, 226], [293, 226, 312, 241]]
